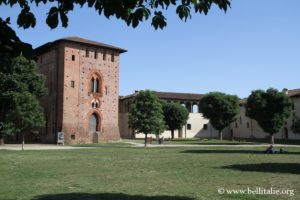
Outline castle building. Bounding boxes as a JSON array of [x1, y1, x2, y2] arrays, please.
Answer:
[[35, 37, 126, 144], [119, 91, 221, 139], [119, 89, 300, 140]]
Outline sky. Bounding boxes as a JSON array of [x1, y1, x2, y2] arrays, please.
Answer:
[[1, 0, 299, 98]]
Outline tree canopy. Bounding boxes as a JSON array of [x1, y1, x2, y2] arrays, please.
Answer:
[[199, 92, 240, 140], [128, 90, 165, 146], [0, 56, 47, 145], [163, 102, 189, 139], [291, 117, 300, 135], [246, 88, 293, 144], [0, 0, 231, 58]]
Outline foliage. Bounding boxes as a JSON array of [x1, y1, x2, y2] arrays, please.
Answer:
[[0, 56, 47, 142], [246, 88, 293, 143], [199, 92, 240, 139], [162, 102, 189, 139], [0, 18, 33, 60], [291, 117, 300, 135], [129, 90, 165, 146], [6, 92, 45, 134], [0, 0, 230, 57]]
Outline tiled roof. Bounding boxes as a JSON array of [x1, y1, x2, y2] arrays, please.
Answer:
[[34, 36, 127, 54], [120, 91, 204, 101], [288, 89, 300, 97]]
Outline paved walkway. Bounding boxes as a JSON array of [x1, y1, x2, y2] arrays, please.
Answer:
[[1, 143, 299, 150], [0, 144, 92, 151]]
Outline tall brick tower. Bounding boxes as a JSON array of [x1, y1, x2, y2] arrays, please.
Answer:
[[34, 37, 126, 144]]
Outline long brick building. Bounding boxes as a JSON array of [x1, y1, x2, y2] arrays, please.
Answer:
[[35, 37, 126, 144]]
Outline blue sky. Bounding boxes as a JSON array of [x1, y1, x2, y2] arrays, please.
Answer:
[[1, 1, 299, 98]]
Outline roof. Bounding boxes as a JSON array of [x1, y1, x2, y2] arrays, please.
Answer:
[[34, 36, 127, 55], [288, 89, 300, 97], [120, 91, 204, 101]]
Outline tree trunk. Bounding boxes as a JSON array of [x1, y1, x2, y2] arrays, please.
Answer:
[[0, 135, 4, 145], [144, 133, 147, 147], [171, 130, 174, 139], [270, 134, 274, 145], [156, 135, 159, 144], [22, 133, 25, 151], [219, 130, 223, 141]]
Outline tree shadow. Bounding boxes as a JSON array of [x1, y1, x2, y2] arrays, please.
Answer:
[[221, 163, 300, 175], [32, 193, 195, 200], [181, 149, 300, 155]]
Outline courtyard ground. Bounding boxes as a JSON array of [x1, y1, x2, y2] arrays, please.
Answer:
[[0, 145, 299, 200]]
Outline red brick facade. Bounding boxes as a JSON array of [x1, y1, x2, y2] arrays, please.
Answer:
[[35, 37, 126, 144]]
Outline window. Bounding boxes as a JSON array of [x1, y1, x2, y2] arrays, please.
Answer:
[[187, 124, 191, 130], [247, 122, 250, 128], [71, 134, 75, 140], [94, 50, 98, 59], [203, 124, 208, 130], [92, 100, 99, 108], [103, 51, 106, 60], [90, 78, 100, 93], [86, 48, 89, 57], [72, 55, 75, 61], [111, 53, 114, 62], [71, 81, 75, 88]]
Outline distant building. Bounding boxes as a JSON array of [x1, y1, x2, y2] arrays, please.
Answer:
[[119, 89, 300, 140], [35, 37, 126, 144], [232, 88, 300, 140], [119, 91, 221, 139]]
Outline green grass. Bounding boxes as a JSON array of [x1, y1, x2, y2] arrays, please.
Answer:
[[125, 138, 300, 145], [0, 146, 299, 200]]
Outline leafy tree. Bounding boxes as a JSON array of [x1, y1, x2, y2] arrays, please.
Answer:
[[163, 102, 189, 139], [6, 92, 45, 150], [0, 56, 47, 145], [246, 88, 293, 144], [0, 122, 14, 145], [291, 117, 300, 135], [199, 92, 240, 140], [129, 90, 165, 147], [0, 0, 231, 57]]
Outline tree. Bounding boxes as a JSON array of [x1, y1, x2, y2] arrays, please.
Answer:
[[163, 102, 189, 139], [291, 117, 300, 135], [199, 92, 240, 140], [129, 90, 165, 147], [0, 0, 231, 57], [0, 122, 14, 145], [0, 56, 47, 145], [246, 88, 293, 144], [6, 92, 45, 150]]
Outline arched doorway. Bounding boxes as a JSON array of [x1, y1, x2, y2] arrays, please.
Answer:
[[89, 113, 99, 143], [89, 113, 98, 132]]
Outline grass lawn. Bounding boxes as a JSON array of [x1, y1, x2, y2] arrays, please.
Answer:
[[0, 146, 299, 200], [125, 138, 300, 145]]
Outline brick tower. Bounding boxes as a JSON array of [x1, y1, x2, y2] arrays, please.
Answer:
[[35, 37, 126, 144]]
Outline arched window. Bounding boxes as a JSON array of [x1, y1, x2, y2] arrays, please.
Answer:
[[89, 73, 102, 94], [89, 113, 99, 132]]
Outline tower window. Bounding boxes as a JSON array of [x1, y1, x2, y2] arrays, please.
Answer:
[[71, 81, 75, 88], [94, 50, 98, 59], [203, 124, 208, 130], [103, 51, 106, 60], [111, 53, 114, 62], [71, 55, 75, 61], [86, 48, 89, 57]]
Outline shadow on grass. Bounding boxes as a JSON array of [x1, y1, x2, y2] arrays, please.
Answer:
[[222, 163, 300, 175], [32, 193, 195, 200], [181, 149, 300, 155]]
